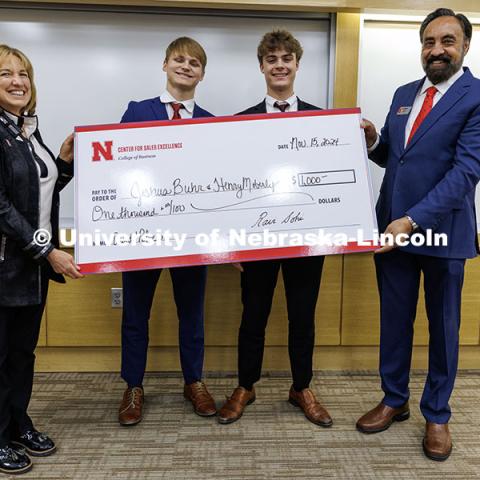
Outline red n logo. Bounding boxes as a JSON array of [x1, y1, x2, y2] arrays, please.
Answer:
[[92, 141, 113, 161]]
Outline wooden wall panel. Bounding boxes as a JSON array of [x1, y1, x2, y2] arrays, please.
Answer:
[[47, 272, 123, 346], [34, 345, 480, 373], [341, 253, 378, 345], [12, 0, 480, 14], [314, 255, 342, 345], [203, 264, 241, 346], [45, 257, 341, 347], [333, 13, 360, 108], [47, 269, 193, 347], [454, 257, 480, 344], [38, 310, 47, 347]]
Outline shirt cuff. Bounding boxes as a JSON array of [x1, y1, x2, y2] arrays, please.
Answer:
[[367, 134, 380, 153]]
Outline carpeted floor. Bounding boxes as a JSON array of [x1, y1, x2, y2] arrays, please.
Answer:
[[6, 371, 480, 479]]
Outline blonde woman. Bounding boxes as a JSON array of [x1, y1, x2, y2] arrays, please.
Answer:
[[0, 44, 82, 475]]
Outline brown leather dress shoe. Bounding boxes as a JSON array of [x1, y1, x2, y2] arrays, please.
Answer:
[[184, 381, 216, 417], [356, 402, 409, 433], [288, 386, 333, 427], [423, 422, 452, 461], [118, 386, 144, 426], [217, 387, 256, 424]]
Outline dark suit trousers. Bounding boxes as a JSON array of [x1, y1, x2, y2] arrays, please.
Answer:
[[375, 249, 465, 423], [0, 277, 48, 447], [238, 256, 324, 391], [121, 266, 207, 387]]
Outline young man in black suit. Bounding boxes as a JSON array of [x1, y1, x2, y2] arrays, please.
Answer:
[[218, 30, 332, 427]]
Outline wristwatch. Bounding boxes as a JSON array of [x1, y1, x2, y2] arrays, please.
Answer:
[[405, 215, 419, 231]]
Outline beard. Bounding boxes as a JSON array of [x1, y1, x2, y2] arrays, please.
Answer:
[[423, 53, 464, 84]]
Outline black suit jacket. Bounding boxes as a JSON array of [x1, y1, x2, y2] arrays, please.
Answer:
[[0, 118, 73, 306], [236, 98, 321, 115]]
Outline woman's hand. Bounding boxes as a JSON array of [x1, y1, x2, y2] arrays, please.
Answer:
[[232, 262, 244, 272], [47, 248, 84, 279], [59, 133, 74, 163]]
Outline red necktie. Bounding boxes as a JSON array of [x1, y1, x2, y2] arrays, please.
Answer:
[[274, 101, 289, 112], [171, 102, 184, 120], [407, 86, 437, 144]]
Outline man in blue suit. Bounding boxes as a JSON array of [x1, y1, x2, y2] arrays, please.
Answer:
[[356, 9, 480, 461], [118, 37, 216, 426]]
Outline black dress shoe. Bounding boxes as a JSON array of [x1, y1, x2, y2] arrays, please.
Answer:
[[0, 446, 32, 475], [11, 430, 56, 457]]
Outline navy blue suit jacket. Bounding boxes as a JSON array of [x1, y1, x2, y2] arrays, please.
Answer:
[[120, 96, 213, 123], [371, 67, 480, 259]]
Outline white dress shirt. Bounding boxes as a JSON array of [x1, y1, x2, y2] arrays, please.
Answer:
[[160, 90, 195, 119], [404, 68, 464, 146], [6, 112, 58, 234], [265, 93, 298, 113]]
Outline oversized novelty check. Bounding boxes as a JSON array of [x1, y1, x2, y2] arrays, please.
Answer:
[[74, 108, 378, 273]]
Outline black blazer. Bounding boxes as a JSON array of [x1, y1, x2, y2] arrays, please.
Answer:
[[0, 115, 73, 306], [237, 98, 321, 116]]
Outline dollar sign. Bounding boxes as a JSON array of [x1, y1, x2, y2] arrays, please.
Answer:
[[292, 175, 296, 185]]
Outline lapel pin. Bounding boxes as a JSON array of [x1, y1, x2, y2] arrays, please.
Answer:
[[397, 106, 412, 115]]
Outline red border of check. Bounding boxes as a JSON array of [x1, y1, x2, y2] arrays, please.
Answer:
[[74, 107, 361, 132], [80, 243, 376, 274], [75, 107, 376, 274]]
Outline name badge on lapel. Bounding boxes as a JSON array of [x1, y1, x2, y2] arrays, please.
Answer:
[[396, 106, 412, 115]]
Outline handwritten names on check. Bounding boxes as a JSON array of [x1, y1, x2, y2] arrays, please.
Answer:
[[89, 171, 354, 227]]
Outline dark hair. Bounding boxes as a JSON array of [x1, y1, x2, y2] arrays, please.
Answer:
[[257, 30, 303, 64], [420, 8, 472, 42]]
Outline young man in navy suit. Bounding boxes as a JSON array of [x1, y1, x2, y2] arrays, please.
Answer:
[[218, 30, 332, 427], [118, 37, 216, 426], [357, 9, 480, 461]]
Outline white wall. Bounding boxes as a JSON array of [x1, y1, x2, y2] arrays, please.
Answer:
[[359, 19, 480, 224], [0, 7, 331, 224]]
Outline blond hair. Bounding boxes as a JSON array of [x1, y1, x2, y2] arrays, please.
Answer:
[[0, 45, 36, 115], [164, 37, 207, 71]]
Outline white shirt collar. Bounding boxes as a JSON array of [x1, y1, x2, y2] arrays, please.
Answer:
[[265, 93, 298, 111], [160, 90, 195, 114], [3, 110, 38, 139], [420, 67, 464, 97]]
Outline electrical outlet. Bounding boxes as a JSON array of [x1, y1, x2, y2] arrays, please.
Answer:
[[111, 288, 123, 308]]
